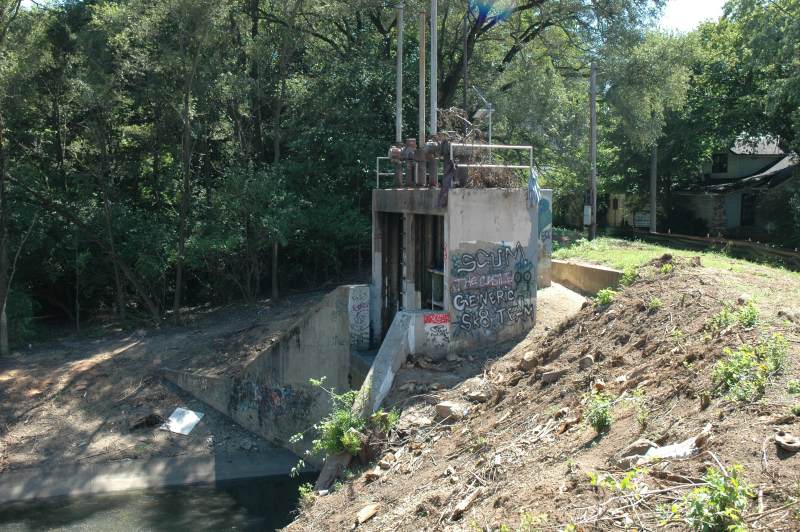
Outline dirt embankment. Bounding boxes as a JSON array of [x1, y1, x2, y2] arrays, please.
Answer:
[[289, 258, 800, 531], [0, 291, 324, 474]]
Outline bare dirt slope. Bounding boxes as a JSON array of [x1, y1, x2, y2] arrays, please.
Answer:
[[289, 258, 800, 531], [0, 291, 324, 474]]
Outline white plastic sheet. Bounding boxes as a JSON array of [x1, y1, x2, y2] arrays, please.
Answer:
[[160, 407, 204, 435]]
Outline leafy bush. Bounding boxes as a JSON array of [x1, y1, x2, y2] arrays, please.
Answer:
[[712, 335, 788, 402], [620, 266, 639, 287], [736, 301, 758, 328], [595, 288, 616, 307], [792, 404, 800, 417], [660, 263, 674, 274], [673, 465, 752, 531], [311, 389, 366, 456], [586, 392, 613, 434], [788, 379, 800, 395], [707, 304, 735, 331]]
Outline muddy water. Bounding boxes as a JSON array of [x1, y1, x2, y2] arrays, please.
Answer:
[[0, 474, 313, 531]]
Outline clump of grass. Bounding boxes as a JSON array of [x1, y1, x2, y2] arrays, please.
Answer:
[[660, 263, 674, 275], [647, 297, 663, 312], [788, 379, 800, 395], [712, 334, 788, 402], [620, 266, 639, 287], [595, 288, 616, 307], [586, 392, 613, 434], [669, 465, 752, 531]]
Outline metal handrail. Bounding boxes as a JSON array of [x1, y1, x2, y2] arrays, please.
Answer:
[[449, 143, 534, 170], [375, 156, 403, 188]]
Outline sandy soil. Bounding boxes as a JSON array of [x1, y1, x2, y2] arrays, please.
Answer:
[[0, 291, 325, 474], [289, 258, 800, 531]]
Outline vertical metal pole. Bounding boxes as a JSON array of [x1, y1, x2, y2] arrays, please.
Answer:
[[462, 7, 468, 135], [395, 3, 404, 145], [430, 0, 437, 137], [589, 61, 597, 240], [418, 10, 426, 146], [650, 143, 658, 233]]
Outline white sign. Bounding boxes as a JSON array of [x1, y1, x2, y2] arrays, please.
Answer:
[[583, 205, 592, 226]]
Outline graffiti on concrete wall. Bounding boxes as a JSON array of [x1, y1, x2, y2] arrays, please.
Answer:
[[450, 241, 536, 336], [348, 286, 370, 350], [424, 313, 450, 348]]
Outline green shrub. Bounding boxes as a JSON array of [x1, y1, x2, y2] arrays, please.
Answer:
[[660, 263, 674, 275], [311, 389, 365, 456], [673, 465, 752, 531], [712, 334, 788, 402], [788, 379, 800, 395], [791, 404, 800, 417], [736, 301, 758, 328], [620, 266, 639, 287], [595, 288, 616, 307], [707, 304, 735, 331], [586, 392, 613, 434]]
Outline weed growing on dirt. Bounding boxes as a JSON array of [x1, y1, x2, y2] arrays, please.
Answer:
[[668, 465, 752, 531], [660, 263, 674, 274], [712, 334, 788, 402], [290, 378, 399, 458], [788, 379, 800, 395], [632, 389, 650, 431], [589, 467, 648, 495], [737, 301, 759, 328], [595, 288, 616, 307], [647, 297, 663, 312], [298, 483, 316, 506], [620, 266, 639, 286], [792, 404, 800, 417], [586, 392, 613, 434], [707, 304, 735, 330]]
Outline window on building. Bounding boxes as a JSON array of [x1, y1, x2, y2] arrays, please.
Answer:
[[741, 193, 757, 226], [712, 153, 728, 174]]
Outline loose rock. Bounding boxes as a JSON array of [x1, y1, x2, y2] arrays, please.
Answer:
[[518, 351, 538, 371], [578, 355, 594, 370], [356, 503, 380, 524], [436, 401, 469, 420], [542, 368, 568, 384]]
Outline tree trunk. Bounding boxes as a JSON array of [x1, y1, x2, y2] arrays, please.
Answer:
[[173, 87, 192, 315], [0, 111, 9, 357], [650, 143, 658, 234], [272, 240, 279, 301]]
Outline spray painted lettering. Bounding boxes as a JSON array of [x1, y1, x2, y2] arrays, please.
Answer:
[[423, 313, 450, 348], [348, 286, 370, 350], [450, 242, 536, 336]]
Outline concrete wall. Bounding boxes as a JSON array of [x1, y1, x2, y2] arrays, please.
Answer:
[[551, 260, 623, 295], [445, 188, 539, 352], [538, 189, 553, 288], [165, 285, 368, 463]]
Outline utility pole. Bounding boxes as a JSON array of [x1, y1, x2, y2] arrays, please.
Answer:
[[418, 10, 426, 145], [650, 143, 657, 233], [395, 2, 404, 144], [589, 61, 597, 240], [462, 6, 468, 135], [430, 0, 437, 137]]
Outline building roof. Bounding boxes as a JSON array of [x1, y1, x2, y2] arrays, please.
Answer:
[[702, 154, 798, 193], [730, 136, 784, 156]]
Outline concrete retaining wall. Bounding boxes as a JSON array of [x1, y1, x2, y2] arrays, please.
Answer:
[[165, 285, 369, 463], [551, 260, 623, 295]]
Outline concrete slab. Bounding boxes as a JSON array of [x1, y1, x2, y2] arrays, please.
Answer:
[[0, 450, 302, 504], [551, 260, 623, 295]]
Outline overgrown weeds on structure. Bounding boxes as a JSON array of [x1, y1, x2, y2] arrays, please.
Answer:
[[712, 334, 788, 402]]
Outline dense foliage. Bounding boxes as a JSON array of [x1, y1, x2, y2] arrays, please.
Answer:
[[0, 0, 796, 349]]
